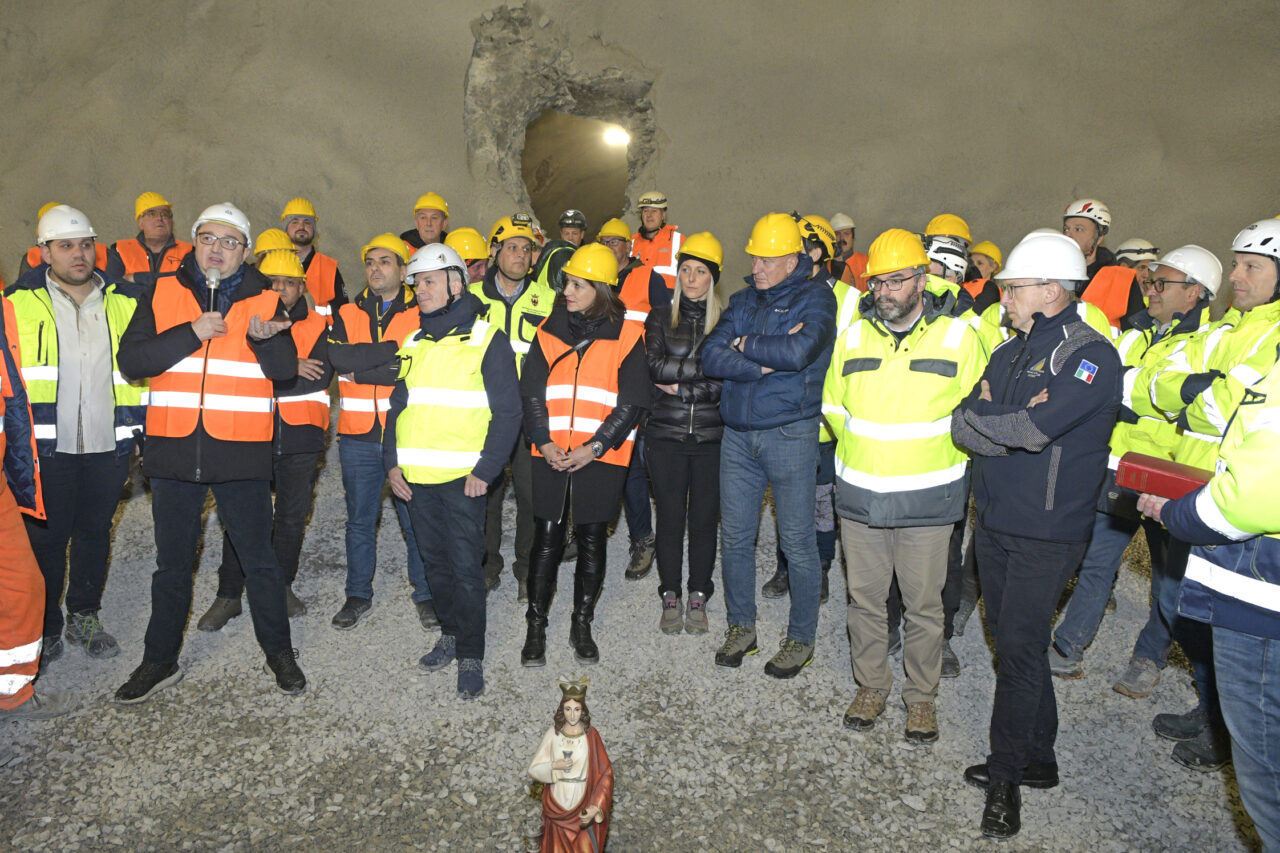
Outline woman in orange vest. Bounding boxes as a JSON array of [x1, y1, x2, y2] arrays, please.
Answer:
[[518, 244, 649, 668]]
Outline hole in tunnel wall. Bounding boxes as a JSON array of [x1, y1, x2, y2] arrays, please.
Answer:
[[521, 110, 629, 242]]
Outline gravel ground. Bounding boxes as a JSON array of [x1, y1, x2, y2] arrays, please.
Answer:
[[1, 436, 1262, 852]]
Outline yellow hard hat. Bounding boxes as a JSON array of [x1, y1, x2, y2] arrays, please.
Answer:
[[38, 201, 62, 221], [969, 240, 1003, 269], [561, 243, 619, 286], [799, 214, 836, 259], [866, 229, 930, 277], [597, 218, 632, 242], [362, 232, 411, 264], [745, 213, 803, 258], [254, 228, 293, 257], [258, 249, 306, 279], [134, 191, 172, 221], [281, 197, 318, 222], [490, 213, 536, 246], [445, 227, 488, 261], [679, 232, 724, 268], [925, 213, 972, 244], [413, 192, 450, 217]]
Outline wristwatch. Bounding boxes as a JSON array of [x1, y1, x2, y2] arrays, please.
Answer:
[[589, 440, 605, 459], [732, 336, 743, 351]]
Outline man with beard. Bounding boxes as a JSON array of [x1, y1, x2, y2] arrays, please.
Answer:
[[823, 229, 987, 742], [829, 212, 868, 289], [401, 192, 449, 252], [1063, 199, 1144, 331], [281, 198, 347, 324], [629, 191, 682, 290]]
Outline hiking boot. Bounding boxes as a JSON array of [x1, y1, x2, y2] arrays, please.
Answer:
[[419, 635, 457, 672], [1172, 725, 1231, 771], [764, 638, 814, 679], [1113, 656, 1162, 699], [264, 648, 306, 695], [714, 625, 758, 668], [0, 690, 79, 721], [953, 598, 977, 636], [457, 658, 484, 700], [331, 596, 371, 630], [416, 599, 440, 631], [285, 586, 307, 618], [115, 662, 183, 705], [1153, 705, 1208, 742], [1048, 644, 1083, 679], [905, 701, 939, 743], [625, 535, 655, 580], [761, 568, 788, 599], [659, 591, 683, 634], [197, 597, 243, 632], [38, 636, 63, 672], [570, 619, 599, 664], [64, 612, 120, 659], [842, 687, 887, 730], [684, 592, 709, 634], [521, 620, 547, 668], [940, 640, 960, 678], [980, 780, 1021, 839]]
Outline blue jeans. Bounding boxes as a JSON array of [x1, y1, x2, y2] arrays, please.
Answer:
[[720, 421, 821, 644], [338, 436, 429, 602], [775, 440, 837, 571], [405, 478, 487, 659], [1137, 538, 1218, 717], [622, 434, 653, 542], [1213, 626, 1280, 852], [1053, 512, 1166, 661]]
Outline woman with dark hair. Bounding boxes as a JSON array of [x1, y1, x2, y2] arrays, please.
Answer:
[[643, 232, 725, 635], [528, 678, 613, 852], [519, 244, 650, 666]]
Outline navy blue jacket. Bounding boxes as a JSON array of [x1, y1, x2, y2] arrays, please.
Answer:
[[702, 256, 836, 431], [952, 305, 1121, 542]]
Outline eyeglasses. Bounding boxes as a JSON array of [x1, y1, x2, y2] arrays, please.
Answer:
[[1144, 277, 1191, 293], [141, 209, 173, 220], [196, 232, 247, 251], [866, 270, 921, 292], [998, 282, 1049, 295]]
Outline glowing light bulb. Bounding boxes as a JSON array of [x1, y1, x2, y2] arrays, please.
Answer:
[[603, 126, 630, 146]]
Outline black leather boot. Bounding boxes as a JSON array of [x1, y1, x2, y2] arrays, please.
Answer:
[[569, 523, 606, 664], [521, 612, 547, 667], [522, 517, 565, 667]]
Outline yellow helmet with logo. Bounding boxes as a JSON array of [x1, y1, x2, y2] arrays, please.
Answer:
[[561, 243, 619, 286], [798, 214, 836, 259], [490, 213, 536, 246], [745, 213, 803, 258], [445, 227, 488, 261], [280, 197, 318, 221], [866, 228, 930, 277]]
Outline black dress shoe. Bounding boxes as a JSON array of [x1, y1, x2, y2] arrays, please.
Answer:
[[980, 780, 1021, 839], [964, 761, 1059, 790]]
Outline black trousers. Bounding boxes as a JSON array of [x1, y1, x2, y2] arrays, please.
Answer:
[[217, 451, 322, 596], [646, 436, 719, 598], [484, 439, 534, 583], [406, 477, 487, 659], [976, 524, 1088, 784], [144, 478, 291, 665], [23, 451, 130, 636]]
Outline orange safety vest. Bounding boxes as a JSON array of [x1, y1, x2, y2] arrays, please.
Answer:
[[962, 278, 988, 300], [114, 238, 191, 278], [276, 311, 330, 428], [617, 265, 653, 328], [630, 225, 682, 289], [26, 243, 112, 273], [531, 322, 643, 468], [1082, 265, 1137, 330], [304, 251, 341, 323], [335, 302, 419, 435], [146, 278, 279, 442], [0, 295, 41, 520], [839, 252, 869, 291]]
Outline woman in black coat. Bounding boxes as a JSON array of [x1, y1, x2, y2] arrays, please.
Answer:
[[643, 232, 725, 636], [519, 244, 650, 667]]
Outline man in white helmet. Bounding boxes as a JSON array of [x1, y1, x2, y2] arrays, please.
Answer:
[[952, 229, 1121, 839], [829, 212, 868, 288], [115, 202, 305, 703], [630, 190, 683, 290], [1062, 199, 1145, 331], [384, 244, 521, 699], [1112, 238, 1160, 290]]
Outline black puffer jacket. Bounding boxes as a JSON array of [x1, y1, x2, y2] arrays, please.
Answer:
[[645, 295, 724, 443]]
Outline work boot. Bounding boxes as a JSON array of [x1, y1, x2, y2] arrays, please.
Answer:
[[940, 640, 960, 678], [763, 638, 814, 679], [953, 598, 977, 636], [198, 597, 243, 632], [457, 658, 484, 700], [38, 636, 63, 672], [64, 612, 120, 658], [263, 648, 306, 695], [714, 625, 758, 668], [842, 687, 887, 731], [331, 597, 371, 630], [659, 591, 683, 634], [1047, 644, 1084, 679], [684, 592, 709, 634], [1172, 725, 1231, 771], [114, 662, 183, 705], [904, 701, 939, 743], [1113, 656, 1162, 699], [0, 690, 79, 721], [625, 535, 655, 580], [761, 568, 789, 599], [980, 780, 1021, 839], [418, 635, 457, 672], [285, 586, 307, 618], [1153, 705, 1208, 742]]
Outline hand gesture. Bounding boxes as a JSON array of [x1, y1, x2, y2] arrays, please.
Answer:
[[191, 312, 227, 341], [248, 315, 292, 340]]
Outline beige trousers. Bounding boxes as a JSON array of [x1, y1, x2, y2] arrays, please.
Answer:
[[842, 520, 951, 705]]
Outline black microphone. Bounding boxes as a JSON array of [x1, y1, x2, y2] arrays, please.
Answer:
[[206, 268, 222, 313]]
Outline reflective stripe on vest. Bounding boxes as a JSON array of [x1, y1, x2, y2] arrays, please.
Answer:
[[631, 226, 682, 289], [276, 311, 330, 428], [1083, 266, 1137, 330], [618, 266, 653, 328], [305, 252, 340, 323], [115, 239, 189, 277], [532, 322, 643, 468], [146, 278, 278, 441], [394, 318, 498, 484], [335, 302, 419, 435]]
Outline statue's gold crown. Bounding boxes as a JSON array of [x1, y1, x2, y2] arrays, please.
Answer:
[[558, 676, 589, 701]]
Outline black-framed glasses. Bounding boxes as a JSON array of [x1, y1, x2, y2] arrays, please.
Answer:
[[866, 270, 921, 292], [1144, 277, 1192, 293], [998, 282, 1049, 295], [195, 232, 247, 251]]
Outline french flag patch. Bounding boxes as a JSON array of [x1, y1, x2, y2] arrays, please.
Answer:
[[1074, 360, 1098, 384]]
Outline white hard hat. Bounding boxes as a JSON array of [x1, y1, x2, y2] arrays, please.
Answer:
[[192, 202, 251, 244], [1232, 219, 1280, 261], [1114, 238, 1159, 264], [925, 235, 968, 278], [1063, 199, 1112, 232], [406, 243, 468, 285], [1151, 245, 1223, 296], [37, 204, 96, 245], [637, 190, 668, 209], [829, 212, 856, 231], [995, 230, 1088, 283]]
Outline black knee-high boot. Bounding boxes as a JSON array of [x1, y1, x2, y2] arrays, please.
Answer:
[[522, 517, 566, 666], [569, 522, 607, 664]]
